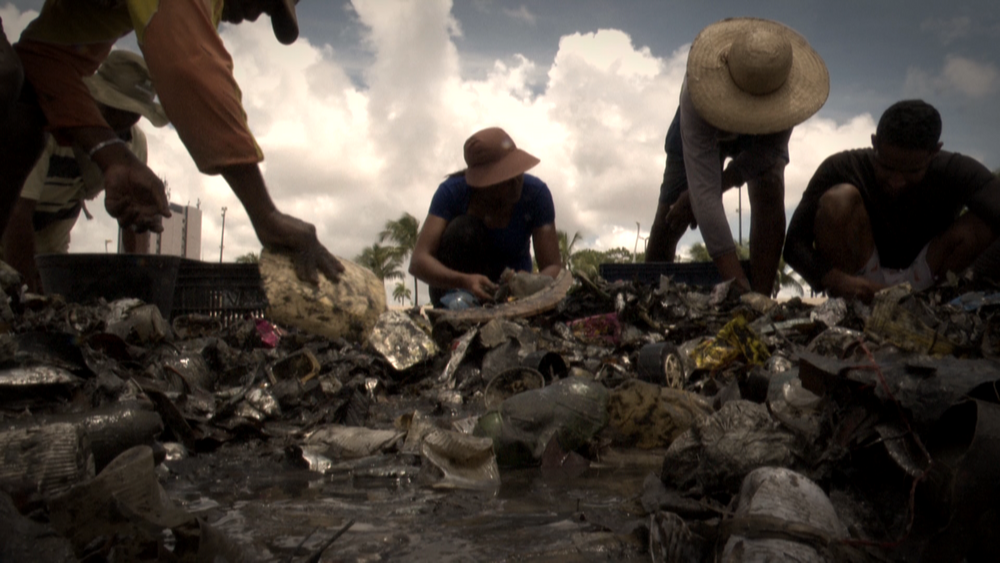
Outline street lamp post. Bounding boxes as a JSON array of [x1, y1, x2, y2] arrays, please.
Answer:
[[219, 207, 227, 263], [633, 222, 641, 263]]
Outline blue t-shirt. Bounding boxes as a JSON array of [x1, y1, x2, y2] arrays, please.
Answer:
[[428, 173, 556, 273]]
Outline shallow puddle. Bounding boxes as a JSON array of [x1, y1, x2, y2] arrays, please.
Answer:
[[162, 444, 661, 561]]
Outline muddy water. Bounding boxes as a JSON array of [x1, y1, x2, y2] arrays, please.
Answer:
[[162, 444, 660, 562]]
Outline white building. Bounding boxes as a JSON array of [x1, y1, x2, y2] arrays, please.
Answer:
[[124, 203, 201, 259]]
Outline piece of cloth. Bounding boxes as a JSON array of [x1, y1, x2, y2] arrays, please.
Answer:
[[15, 0, 260, 174], [670, 80, 791, 258], [22, 125, 145, 232], [857, 244, 935, 292], [428, 173, 555, 275], [785, 148, 1000, 289]]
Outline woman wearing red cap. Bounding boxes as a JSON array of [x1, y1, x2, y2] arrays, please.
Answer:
[[410, 127, 563, 309]]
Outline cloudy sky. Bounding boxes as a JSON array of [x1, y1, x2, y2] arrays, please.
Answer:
[[3, 0, 999, 303]]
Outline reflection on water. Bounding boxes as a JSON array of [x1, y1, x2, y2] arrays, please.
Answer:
[[162, 445, 661, 561]]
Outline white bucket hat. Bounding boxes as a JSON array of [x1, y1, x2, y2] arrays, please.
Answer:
[[686, 17, 829, 134], [83, 50, 169, 128]]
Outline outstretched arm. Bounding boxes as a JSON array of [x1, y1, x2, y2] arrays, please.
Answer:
[[222, 163, 343, 283]]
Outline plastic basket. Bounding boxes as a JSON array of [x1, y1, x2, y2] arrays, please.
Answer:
[[171, 260, 268, 322], [598, 260, 751, 287], [36, 253, 182, 318]]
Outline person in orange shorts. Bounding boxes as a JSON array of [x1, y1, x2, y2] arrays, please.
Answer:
[[0, 0, 343, 285]]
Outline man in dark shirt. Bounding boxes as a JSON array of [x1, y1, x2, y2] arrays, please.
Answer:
[[784, 100, 1000, 301]]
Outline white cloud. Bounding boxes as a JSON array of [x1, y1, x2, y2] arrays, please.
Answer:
[[5, 2, 881, 304], [921, 16, 972, 45], [502, 5, 536, 26], [904, 55, 1000, 99], [0, 2, 36, 40]]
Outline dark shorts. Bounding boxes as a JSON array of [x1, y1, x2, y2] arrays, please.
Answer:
[[657, 110, 791, 206]]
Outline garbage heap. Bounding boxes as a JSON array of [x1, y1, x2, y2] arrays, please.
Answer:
[[1, 261, 1000, 562]]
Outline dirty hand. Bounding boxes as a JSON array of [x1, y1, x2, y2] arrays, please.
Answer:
[[665, 190, 697, 233], [824, 272, 884, 303], [255, 210, 345, 284], [103, 161, 171, 233], [463, 273, 498, 302]]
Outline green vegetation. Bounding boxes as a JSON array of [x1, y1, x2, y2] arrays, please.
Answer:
[[378, 213, 421, 306], [354, 243, 404, 288], [392, 281, 412, 306]]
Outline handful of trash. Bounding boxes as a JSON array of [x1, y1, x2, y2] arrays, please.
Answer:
[[495, 268, 554, 302]]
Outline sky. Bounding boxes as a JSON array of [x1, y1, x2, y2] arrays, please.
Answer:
[[3, 0, 999, 304]]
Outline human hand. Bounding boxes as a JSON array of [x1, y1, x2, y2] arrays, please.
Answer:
[[665, 190, 697, 234], [823, 270, 884, 303], [463, 273, 498, 302], [103, 160, 171, 233], [255, 210, 344, 284]]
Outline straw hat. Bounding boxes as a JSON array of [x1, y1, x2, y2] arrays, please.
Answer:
[[686, 17, 829, 134], [463, 127, 540, 188], [83, 50, 169, 128]]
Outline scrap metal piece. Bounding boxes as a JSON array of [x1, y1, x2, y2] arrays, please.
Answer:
[[246, 387, 281, 418], [0, 365, 82, 388], [436, 328, 477, 390], [368, 310, 439, 371], [24, 401, 164, 472], [425, 269, 574, 323], [304, 425, 405, 459], [865, 284, 956, 355], [809, 297, 847, 327], [269, 348, 321, 383]]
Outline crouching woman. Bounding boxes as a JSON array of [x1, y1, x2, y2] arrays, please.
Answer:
[[410, 127, 562, 309]]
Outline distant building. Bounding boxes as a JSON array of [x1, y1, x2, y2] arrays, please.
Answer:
[[124, 203, 201, 259]]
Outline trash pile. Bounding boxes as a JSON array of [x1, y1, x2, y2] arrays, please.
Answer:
[[2, 259, 1000, 562]]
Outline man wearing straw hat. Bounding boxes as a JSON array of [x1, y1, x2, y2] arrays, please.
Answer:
[[0, 0, 344, 287], [645, 17, 829, 296], [2, 50, 167, 293]]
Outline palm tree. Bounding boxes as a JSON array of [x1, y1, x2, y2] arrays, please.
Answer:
[[392, 281, 412, 306], [379, 213, 420, 305], [557, 230, 583, 272], [354, 243, 404, 288]]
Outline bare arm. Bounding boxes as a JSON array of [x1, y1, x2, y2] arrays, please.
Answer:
[[531, 223, 562, 278], [409, 214, 496, 301], [221, 163, 343, 283]]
